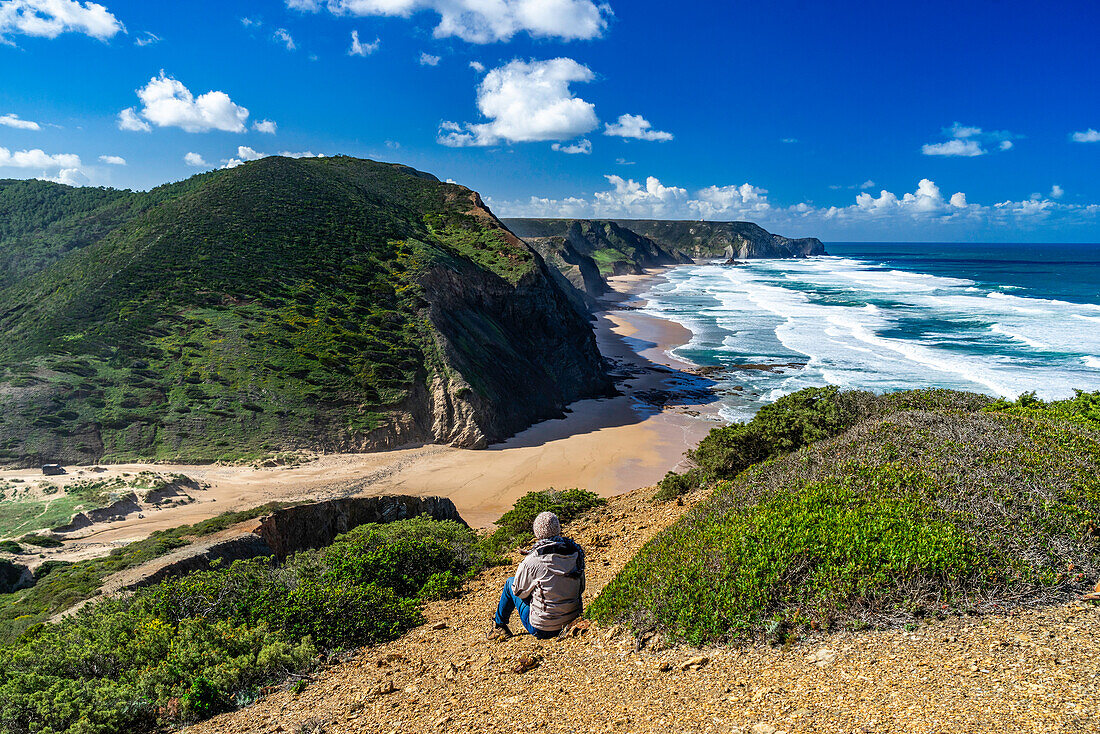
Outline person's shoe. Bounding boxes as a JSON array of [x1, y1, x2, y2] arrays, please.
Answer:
[[488, 623, 512, 641]]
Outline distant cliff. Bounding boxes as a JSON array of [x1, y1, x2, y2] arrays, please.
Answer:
[[502, 218, 826, 307], [611, 220, 826, 259]]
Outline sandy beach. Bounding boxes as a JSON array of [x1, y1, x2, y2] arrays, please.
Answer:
[[0, 266, 724, 560]]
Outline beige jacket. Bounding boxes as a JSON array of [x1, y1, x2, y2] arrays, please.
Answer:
[[512, 536, 586, 631]]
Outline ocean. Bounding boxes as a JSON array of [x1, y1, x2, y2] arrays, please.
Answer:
[[636, 243, 1100, 423]]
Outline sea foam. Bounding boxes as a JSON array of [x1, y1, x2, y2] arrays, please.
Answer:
[[639, 255, 1100, 421]]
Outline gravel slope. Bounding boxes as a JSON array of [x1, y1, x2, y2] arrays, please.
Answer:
[[189, 486, 1100, 734]]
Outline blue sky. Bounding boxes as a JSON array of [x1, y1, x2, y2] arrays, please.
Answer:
[[1, 0, 1099, 241]]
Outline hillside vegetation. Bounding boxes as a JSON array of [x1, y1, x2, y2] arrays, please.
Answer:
[[0, 157, 608, 467], [590, 388, 1100, 644]]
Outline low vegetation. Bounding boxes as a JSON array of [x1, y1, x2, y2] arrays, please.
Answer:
[[592, 388, 1100, 645], [0, 503, 291, 641], [0, 515, 482, 734], [0, 157, 553, 467], [479, 487, 605, 557]]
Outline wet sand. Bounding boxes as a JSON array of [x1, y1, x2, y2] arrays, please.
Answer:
[[0, 266, 724, 561]]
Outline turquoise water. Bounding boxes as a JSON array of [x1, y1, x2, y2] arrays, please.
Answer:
[[636, 243, 1100, 422]]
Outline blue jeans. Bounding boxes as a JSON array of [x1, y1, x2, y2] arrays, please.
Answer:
[[494, 576, 559, 639]]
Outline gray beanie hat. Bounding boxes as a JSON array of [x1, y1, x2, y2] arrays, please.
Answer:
[[533, 511, 561, 540]]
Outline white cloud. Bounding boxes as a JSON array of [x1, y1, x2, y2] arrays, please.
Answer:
[[551, 138, 590, 154], [273, 27, 296, 50], [1051, 184, 1064, 199], [1071, 128, 1100, 143], [491, 175, 1096, 239], [860, 180, 875, 189], [39, 167, 88, 185], [603, 113, 673, 142], [469, 60, 484, 72], [592, 175, 688, 217], [923, 122, 1019, 157], [222, 147, 323, 168], [98, 154, 125, 165], [223, 145, 267, 168], [121, 71, 250, 133], [241, 16, 260, 27], [253, 119, 277, 134], [615, 157, 634, 165], [419, 51, 440, 66], [946, 122, 982, 139], [117, 106, 151, 131], [0, 146, 80, 168], [780, 137, 798, 143], [0, 112, 40, 130], [184, 152, 207, 166], [133, 30, 158, 46], [922, 139, 985, 157], [290, 0, 610, 44], [438, 57, 597, 147], [0, 0, 124, 41], [348, 29, 378, 55], [691, 183, 771, 219]]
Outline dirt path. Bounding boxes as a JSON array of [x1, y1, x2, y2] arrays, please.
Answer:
[[189, 486, 1100, 734]]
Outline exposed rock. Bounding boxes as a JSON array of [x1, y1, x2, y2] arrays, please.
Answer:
[[254, 495, 465, 559], [511, 653, 541, 674], [679, 655, 709, 671], [806, 648, 837, 667]]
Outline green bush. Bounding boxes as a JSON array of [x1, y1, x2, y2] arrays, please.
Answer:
[[654, 468, 709, 502], [480, 488, 605, 556], [19, 534, 63, 549], [0, 541, 21, 555], [590, 389, 1100, 644], [656, 387, 994, 501], [0, 514, 481, 734]]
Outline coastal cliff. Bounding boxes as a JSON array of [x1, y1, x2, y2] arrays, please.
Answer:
[[504, 217, 827, 263], [0, 157, 610, 466]]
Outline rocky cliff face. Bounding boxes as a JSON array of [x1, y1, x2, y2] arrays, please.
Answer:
[[504, 219, 692, 277], [504, 218, 826, 262], [613, 220, 826, 259]]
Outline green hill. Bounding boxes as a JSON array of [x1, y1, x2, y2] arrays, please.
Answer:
[[590, 388, 1100, 644], [0, 156, 609, 467]]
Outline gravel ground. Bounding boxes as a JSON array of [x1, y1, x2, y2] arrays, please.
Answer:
[[189, 487, 1100, 734]]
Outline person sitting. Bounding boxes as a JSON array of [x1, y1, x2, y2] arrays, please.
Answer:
[[491, 511, 586, 639]]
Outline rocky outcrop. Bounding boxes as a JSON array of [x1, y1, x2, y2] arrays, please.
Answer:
[[0, 559, 33, 594], [254, 495, 466, 559], [612, 220, 826, 259], [124, 495, 467, 589], [503, 219, 692, 277]]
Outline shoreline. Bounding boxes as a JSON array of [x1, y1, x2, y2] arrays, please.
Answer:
[[0, 264, 721, 561]]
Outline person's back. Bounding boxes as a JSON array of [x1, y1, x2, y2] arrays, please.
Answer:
[[513, 535, 585, 631], [491, 511, 586, 639]]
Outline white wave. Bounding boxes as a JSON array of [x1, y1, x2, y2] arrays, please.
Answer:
[[1084, 356, 1100, 370], [989, 323, 1050, 350]]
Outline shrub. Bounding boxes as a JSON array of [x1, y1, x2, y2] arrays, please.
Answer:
[[480, 488, 605, 555], [0, 540, 21, 554], [19, 534, 63, 548], [590, 389, 1100, 644], [0, 514, 481, 733], [656, 387, 994, 501]]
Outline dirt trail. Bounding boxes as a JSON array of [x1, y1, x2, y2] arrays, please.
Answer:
[[190, 486, 1100, 734]]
